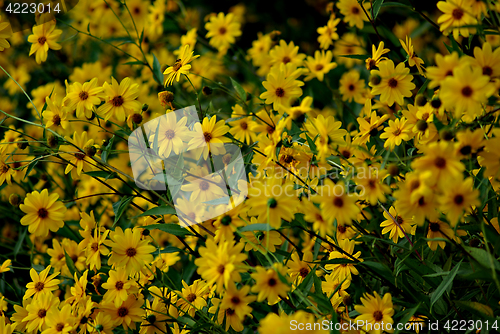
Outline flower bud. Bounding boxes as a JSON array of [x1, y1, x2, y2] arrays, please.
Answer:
[[9, 194, 21, 206], [47, 133, 58, 148], [131, 113, 143, 124], [84, 145, 97, 157], [17, 140, 28, 150], [202, 86, 213, 96], [369, 74, 382, 86], [415, 94, 427, 107], [158, 91, 174, 107]]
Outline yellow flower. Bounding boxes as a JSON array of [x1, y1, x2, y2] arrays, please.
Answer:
[[0, 317, 15, 334], [100, 294, 145, 331], [317, 15, 341, 50], [63, 78, 105, 119], [24, 293, 59, 332], [0, 16, 12, 51], [380, 206, 416, 244], [228, 105, 258, 144], [187, 116, 231, 160], [339, 69, 366, 103], [27, 21, 62, 64], [304, 50, 337, 81], [43, 94, 70, 132], [354, 292, 394, 334], [106, 227, 156, 275], [0, 259, 11, 273], [176, 279, 208, 317], [150, 111, 192, 158], [163, 45, 200, 86], [369, 60, 416, 107], [269, 40, 306, 68], [426, 52, 466, 88], [60, 131, 95, 177], [366, 41, 390, 70], [437, 0, 477, 40], [24, 265, 61, 300], [20, 189, 66, 238], [101, 268, 139, 307], [400, 36, 425, 76], [325, 238, 363, 282], [287, 251, 313, 287], [41, 303, 75, 334], [337, 0, 370, 29], [427, 220, 466, 250], [0, 153, 14, 187], [220, 283, 255, 326], [97, 77, 142, 122], [439, 177, 480, 226], [205, 12, 241, 55], [251, 263, 290, 305], [380, 117, 412, 150]]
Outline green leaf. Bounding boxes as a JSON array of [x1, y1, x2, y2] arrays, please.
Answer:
[[159, 246, 183, 254], [23, 160, 38, 180], [112, 196, 133, 226], [381, 2, 412, 8], [430, 259, 462, 311], [122, 61, 145, 66], [143, 224, 193, 236], [239, 223, 272, 232], [137, 205, 176, 217], [463, 246, 500, 271], [361, 261, 395, 285], [394, 303, 421, 334], [417, 79, 429, 96], [152, 53, 164, 86], [372, 0, 384, 20], [454, 300, 494, 318], [101, 135, 115, 163], [64, 250, 80, 277], [230, 77, 247, 101], [14, 227, 28, 259], [305, 134, 317, 153], [339, 54, 369, 61]]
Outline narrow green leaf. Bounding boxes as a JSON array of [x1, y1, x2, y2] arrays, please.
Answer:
[[138, 205, 176, 217], [230, 77, 247, 101], [64, 250, 79, 277], [23, 160, 38, 180], [101, 135, 115, 163], [239, 223, 273, 232], [305, 134, 317, 153], [361, 261, 395, 285], [84, 171, 117, 179], [14, 227, 28, 258], [159, 246, 183, 254], [372, 0, 384, 20], [430, 259, 462, 311], [152, 54, 163, 86], [143, 224, 194, 236], [464, 246, 500, 271], [112, 196, 133, 226], [394, 303, 421, 334]]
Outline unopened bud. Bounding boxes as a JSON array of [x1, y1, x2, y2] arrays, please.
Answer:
[[142, 104, 149, 112], [415, 94, 427, 107], [369, 74, 382, 86], [387, 163, 399, 177], [158, 91, 174, 107], [202, 86, 213, 96], [416, 120, 428, 132], [9, 194, 21, 206], [131, 113, 143, 124], [440, 129, 454, 141], [47, 133, 58, 148], [84, 145, 97, 157], [17, 140, 28, 150]]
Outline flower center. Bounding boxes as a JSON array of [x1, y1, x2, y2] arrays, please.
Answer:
[[396, 216, 404, 224], [112, 95, 124, 107], [461, 86, 473, 97], [79, 91, 89, 101], [393, 128, 402, 136], [38, 308, 47, 318], [117, 307, 128, 317], [53, 115, 61, 126], [173, 62, 182, 71], [268, 278, 277, 286], [452, 8, 464, 20], [226, 308, 235, 315], [240, 122, 248, 130], [56, 323, 65, 332], [315, 64, 324, 71], [187, 293, 197, 302], [231, 296, 241, 305], [35, 281, 45, 291], [430, 222, 440, 232], [75, 152, 86, 160], [434, 157, 446, 169], [219, 27, 227, 35], [299, 267, 309, 278], [125, 247, 137, 257], [333, 197, 344, 208], [282, 56, 291, 64], [115, 281, 124, 290], [165, 129, 175, 140], [267, 198, 278, 208], [483, 66, 493, 76], [199, 181, 210, 191], [351, 6, 360, 14], [217, 264, 225, 274], [203, 132, 212, 142], [388, 78, 398, 88], [348, 84, 355, 91], [460, 145, 471, 155], [38, 208, 49, 219], [275, 87, 285, 97], [338, 225, 346, 233], [454, 194, 464, 205], [38, 37, 47, 45], [91, 242, 99, 252], [373, 310, 383, 321]]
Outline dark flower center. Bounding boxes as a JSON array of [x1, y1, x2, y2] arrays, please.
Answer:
[[430, 222, 440, 232], [388, 78, 398, 88], [275, 87, 285, 97], [35, 281, 45, 291], [56, 323, 65, 332], [219, 27, 227, 35], [115, 281, 124, 290], [231, 296, 241, 305], [452, 8, 464, 20], [199, 181, 210, 191], [434, 157, 446, 169], [38, 309, 47, 318], [38, 208, 49, 219], [240, 122, 248, 130], [299, 267, 309, 278], [268, 278, 277, 286], [460, 145, 471, 155], [165, 129, 175, 140], [203, 132, 212, 142], [282, 56, 291, 64], [125, 247, 137, 257], [333, 197, 344, 208], [373, 310, 383, 321], [118, 307, 128, 317], [187, 293, 197, 302], [79, 91, 89, 100], [454, 194, 464, 205], [38, 37, 47, 45], [315, 64, 324, 71], [112, 95, 124, 107], [348, 84, 355, 91], [461, 86, 473, 97], [483, 66, 493, 76], [53, 115, 61, 126]]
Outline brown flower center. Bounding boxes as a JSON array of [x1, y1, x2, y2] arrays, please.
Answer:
[[268, 278, 277, 286], [461, 86, 473, 97], [112, 95, 124, 107], [483, 66, 493, 76], [299, 267, 309, 278], [430, 222, 440, 232], [348, 84, 355, 91], [187, 293, 197, 302], [38, 208, 49, 219], [454, 194, 464, 205], [38, 37, 47, 45], [219, 27, 227, 35], [115, 281, 124, 290], [282, 56, 291, 64], [173, 62, 182, 72], [38, 308, 47, 318], [338, 225, 346, 233], [388, 78, 398, 88], [351, 6, 360, 14], [91, 242, 99, 252], [231, 296, 241, 305], [35, 281, 45, 291], [333, 197, 344, 208], [125, 247, 137, 257], [226, 308, 235, 315], [199, 181, 210, 191], [452, 8, 464, 20], [393, 128, 402, 136], [203, 132, 212, 142], [165, 129, 175, 140], [79, 91, 89, 101], [217, 264, 225, 274], [53, 115, 61, 126], [434, 157, 446, 169], [315, 64, 324, 71], [373, 310, 383, 321], [56, 323, 65, 332], [117, 307, 128, 317], [240, 122, 248, 130], [275, 87, 285, 97]]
